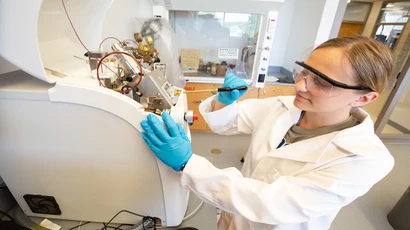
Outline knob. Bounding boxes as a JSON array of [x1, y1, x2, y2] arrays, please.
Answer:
[[184, 110, 197, 124]]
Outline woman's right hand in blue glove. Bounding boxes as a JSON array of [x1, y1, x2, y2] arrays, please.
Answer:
[[217, 73, 248, 105], [140, 112, 192, 171]]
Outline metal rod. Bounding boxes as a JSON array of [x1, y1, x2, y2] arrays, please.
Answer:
[[184, 89, 217, 93]]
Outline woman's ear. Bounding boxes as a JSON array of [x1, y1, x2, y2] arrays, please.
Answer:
[[351, 91, 379, 107]]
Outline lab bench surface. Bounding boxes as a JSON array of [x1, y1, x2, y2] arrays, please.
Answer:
[[29, 193, 217, 230]]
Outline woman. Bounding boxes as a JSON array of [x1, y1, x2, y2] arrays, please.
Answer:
[[140, 36, 395, 230]]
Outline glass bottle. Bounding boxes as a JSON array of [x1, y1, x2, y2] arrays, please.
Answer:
[[199, 57, 204, 71], [206, 62, 211, 76], [211, 62, 217, 76]]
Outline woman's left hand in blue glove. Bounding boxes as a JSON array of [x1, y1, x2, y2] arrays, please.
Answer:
[[217, 73, 248, 105], [140, 112, 192, 171]]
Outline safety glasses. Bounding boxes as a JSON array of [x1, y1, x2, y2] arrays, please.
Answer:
[[293, 61, 372, 97]]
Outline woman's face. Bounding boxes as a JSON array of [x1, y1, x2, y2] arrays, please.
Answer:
[[293, 48, 372, 114]]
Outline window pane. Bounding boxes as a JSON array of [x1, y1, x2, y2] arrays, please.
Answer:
[[380, 2, 410, 23], [170, 10, 262, 79], [374, 25, 403, 49], [224, 13, 261, 37], [380, 11, 409, 23], [343, 2, 371, 22]]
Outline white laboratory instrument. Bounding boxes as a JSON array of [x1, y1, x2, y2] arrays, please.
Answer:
[[0, 0, 192, 226], [252, 11, 278, 88]]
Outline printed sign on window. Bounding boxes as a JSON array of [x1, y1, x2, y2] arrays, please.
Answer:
[[218, 48, 239, 59]]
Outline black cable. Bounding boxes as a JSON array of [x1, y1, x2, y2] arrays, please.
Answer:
[[68, 221, 91, 230], [100, 223, 135, 230], [101, 223, 119, 230], [102, 210, 157, 230], [103, 210, 145, 230], [0, 210, 15, 223]]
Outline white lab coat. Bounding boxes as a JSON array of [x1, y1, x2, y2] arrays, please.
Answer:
[[180, 96, 394, 230]]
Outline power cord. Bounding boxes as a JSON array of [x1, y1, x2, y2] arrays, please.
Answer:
[[101, 210, 157, 230], [102, 225, 118, 230], [66, 201, 204, 230], [182, 201, 204, 221], [69, 221, 133, 230], [155, 201, 205, 229]]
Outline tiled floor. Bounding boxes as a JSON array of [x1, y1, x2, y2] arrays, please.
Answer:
[[191, 132, 410, 230]]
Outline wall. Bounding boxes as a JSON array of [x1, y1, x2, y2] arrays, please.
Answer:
[[316, 0, 346, 46], [282, 0, 327, 72], [269, 0, 296, 67], [279, 0, 346, 73], [328, 0, 348, 39], [271, 0, 345, 70]]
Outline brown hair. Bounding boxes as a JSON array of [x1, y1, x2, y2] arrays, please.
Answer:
[[314, 36, 394, 93]]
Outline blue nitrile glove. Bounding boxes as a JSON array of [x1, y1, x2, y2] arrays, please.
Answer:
[[217, 73, 248, 105], [140, 112, 192, 171]]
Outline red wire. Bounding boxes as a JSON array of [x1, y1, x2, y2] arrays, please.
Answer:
[[61, 0, 135, 93], [61, 0, 90, 53], [61, 0, 119, 79], [96, 51, 143, 94], [99, 37, 122, 49]]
